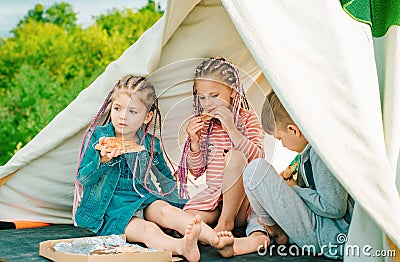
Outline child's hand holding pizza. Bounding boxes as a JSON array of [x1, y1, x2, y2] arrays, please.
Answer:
[[95, 137, 145, 163], [280, 161, 299, 188], [211, 106, 235, 133], [98, 137, 123, 162], [186, 117, 203, 152]]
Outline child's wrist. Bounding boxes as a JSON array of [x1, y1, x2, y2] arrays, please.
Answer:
[[190, 147, 201, 153], [233, 135, 246, 149], [188, 147, 201, 156], [189, 143, 200, 152]]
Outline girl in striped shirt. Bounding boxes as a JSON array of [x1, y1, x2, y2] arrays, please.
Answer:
[[178, 57, 270, 255]]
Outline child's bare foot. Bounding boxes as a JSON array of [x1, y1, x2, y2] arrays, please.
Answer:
[[233, 231, 270, 256], [178, 215, 201, 262], [258, 219, 288, 245], [212, 231, 234, 258]]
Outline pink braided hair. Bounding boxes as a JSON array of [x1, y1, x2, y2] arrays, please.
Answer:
[[177, 57, 250, 198], [73, 76, 176, 224], [72, 87, 114, 226]]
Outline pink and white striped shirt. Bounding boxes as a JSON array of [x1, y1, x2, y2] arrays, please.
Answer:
[[184, 108, 265, 211]]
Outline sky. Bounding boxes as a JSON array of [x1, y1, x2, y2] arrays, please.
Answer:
[[0, 0, 166, 38]]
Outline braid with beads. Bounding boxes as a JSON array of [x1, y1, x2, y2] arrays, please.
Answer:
[[177, 57, 250, 198], [73, 75, 175, 224]]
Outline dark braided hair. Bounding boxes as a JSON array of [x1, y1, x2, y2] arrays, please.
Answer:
[[73, 75, 175, 224], [177, 57, 250, 198]]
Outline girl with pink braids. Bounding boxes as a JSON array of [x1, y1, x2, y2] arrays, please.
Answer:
[[73, 75, 235, 261], [179, 57, 270, 255]]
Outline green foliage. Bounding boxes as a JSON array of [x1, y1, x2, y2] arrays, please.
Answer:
[[0, 65, 101, 163], [17, 2, 77, 31], [0, 65, 62, 162], [0, 1, 163, 165], [44, 2, 78, 30], [94, 2, 163, 43], [25, 4, 44, 23]]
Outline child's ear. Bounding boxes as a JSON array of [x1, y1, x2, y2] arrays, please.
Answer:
[[287, 124, 302, 137], [144, 111, 154, 124], [230, 88, 237, 98]]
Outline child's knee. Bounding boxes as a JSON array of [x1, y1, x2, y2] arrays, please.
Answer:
[[243, 158, 273, 190], [159, 203, 178, 217], [224, 150, 246, 169], [142, 220, 161, 236], [126, 219, 159, 240]]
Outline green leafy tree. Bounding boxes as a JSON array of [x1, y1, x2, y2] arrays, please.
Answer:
[[0, 65, 62, 161], [0, 1, 163, 165], [17, 2, 77, 31], [24, 3, 45, 23], [95, 3, 163, 43], [0, 22, 73, 87], [0, 65, 100, 163], [44, 2, 78, 30]]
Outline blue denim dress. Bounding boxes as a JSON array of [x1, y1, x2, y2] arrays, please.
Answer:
[[97, 154, 162, 235], [74, 123, 187, 235]]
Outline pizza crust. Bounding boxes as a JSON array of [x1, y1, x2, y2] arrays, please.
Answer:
[[282, 161, 298, 180], [199, 112, 215, 122], [95, 137, 145, 153]]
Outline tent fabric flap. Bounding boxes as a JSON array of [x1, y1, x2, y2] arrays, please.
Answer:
[[222, 0, 400, 248]]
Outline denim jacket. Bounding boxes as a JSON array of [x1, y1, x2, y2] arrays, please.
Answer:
[[74, 123, 185, 233], [292, 143, 353, 259]]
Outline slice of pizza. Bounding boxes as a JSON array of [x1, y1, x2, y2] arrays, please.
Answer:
[[95, 137, 145, 154], [282, 161, 298, 180], [199, 112, 215, 122]]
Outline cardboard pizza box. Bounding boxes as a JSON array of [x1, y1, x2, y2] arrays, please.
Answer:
[[39, 235, 172, 262]]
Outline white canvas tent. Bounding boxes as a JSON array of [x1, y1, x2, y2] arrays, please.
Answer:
[[1, 0, 399, 260]]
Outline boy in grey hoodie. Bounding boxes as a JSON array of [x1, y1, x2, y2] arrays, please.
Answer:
[[243, 91, 353, 259]]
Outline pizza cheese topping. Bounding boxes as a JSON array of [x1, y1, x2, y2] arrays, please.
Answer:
[[95, 137, 145, 153]]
